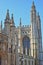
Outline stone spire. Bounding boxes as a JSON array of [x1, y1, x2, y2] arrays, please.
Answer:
[[19, 17, 22, 27], [31, 1, 36, 22], [31, 1, 36, 12], [11, 14, 14, 23], [5, 9, 10, 21], [36, 12, 42, 52], [10, 14, 15, 26]]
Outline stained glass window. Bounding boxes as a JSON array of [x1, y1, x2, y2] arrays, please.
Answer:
[[23, 36, 30, 48], [23, 36, 30, 54]]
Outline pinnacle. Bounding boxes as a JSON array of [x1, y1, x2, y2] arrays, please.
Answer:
[[11, 13, 13, 20], [7, 9, 9, 14], [31, 1, 36, 11], [20, 17, 22, 26], [6, 9, 10, 20]]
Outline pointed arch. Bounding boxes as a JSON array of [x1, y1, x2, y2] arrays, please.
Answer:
[[22, 36, 30, 55]]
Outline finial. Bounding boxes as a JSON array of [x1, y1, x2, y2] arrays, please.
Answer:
[[32, 1, 35, 7], [7, 9, 9, 14], [11, 14, 14, 24], [31, 1, 36, 11], [6, 9, 10, 20], [32, 1, 34, 5], [20, 17, 22, 26]]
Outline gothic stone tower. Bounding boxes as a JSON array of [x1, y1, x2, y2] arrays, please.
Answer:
[[0, 1, 42, 65], [31, 2, 42, 65]]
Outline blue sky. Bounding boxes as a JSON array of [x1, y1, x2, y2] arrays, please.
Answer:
[[0, 0, 43, 46]]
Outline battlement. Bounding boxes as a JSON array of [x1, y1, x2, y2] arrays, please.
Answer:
[[17, 25, 31, 28]]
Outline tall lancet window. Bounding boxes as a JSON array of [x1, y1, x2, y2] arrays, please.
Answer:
[[23, 36, 30, 55]]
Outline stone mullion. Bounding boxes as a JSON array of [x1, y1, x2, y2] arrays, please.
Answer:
[[18, 37, 22, 54]]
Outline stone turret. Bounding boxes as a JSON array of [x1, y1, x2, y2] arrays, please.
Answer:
[[36, 13, 42, 52], [5, 9, 10, 23], [4, 9, 10, 35], [6, 9, 10, 19], [31, 2, 39, 63]]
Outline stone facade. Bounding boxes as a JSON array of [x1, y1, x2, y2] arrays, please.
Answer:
[[0, 1, 43, 65]]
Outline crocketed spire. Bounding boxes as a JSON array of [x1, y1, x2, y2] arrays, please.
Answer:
[[10, 14, 15, 26], [6, 9, 10, 20], [11, 14, 14, 24], [31, 1, 36, 11]]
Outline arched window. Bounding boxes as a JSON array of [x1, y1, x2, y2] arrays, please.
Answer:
[[23, 36, 30, 55]]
